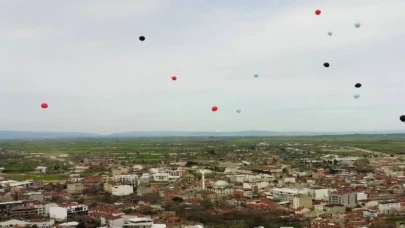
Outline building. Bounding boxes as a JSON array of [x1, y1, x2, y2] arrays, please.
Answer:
[[308, 188, 330, 200], [328, 191, 357, 208], [0, 201, 24, 213], [111, 185, 134, 196], [68, 174, 83, 182], [0, 219, 55, 228], [270, 188, 309, 201], [378, 201, 401, 213], [49, 203, 88, 222], [152, 169, 181, 182], [123, 217, 166, 228], [208, 180, 234, 197], [34, 166, 47, 173], [66, 183, 84, 194], [356, 192, 368, 201], [291, 196, 313, 209], [9, 206, 38, 218], [74, 166, 89, 173], [113, 175, 139, 186], [324, 204, 345, 214]]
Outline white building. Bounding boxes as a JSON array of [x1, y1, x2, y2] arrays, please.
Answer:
[[68, 174, 83, 182], [139, 173, 151, 184], [99, 215, 125, 227], [0, 219, 54, 228], [35, 166, 47, 173], [123, 217, 166, 228], [59, 221, 79, 227], [111, 185, 134, 196], [49, 204, 88, 222], [270, 188, 309, 201], [284, 177, 296, 184], [307, 188, 331, 200], [113, 175, 139, 186], [378, 201, 401, 213], [357, 192, 368, 201], [150, 168, 182, 182]]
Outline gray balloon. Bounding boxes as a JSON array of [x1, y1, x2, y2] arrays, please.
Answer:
[[327, 31, 333, 36], [353, 94, 360, 99], [354, 23, 361, 28], [236, 110, 241, 113]]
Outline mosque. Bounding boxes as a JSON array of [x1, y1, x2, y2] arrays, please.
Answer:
[[207, 180, 234, 197]]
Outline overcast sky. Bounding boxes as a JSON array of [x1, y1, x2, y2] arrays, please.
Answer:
[[0, 0, 405, 134]]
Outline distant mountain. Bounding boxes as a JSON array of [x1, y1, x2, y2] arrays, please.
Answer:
[[107, 131, 330, 137], [0, 131, 99, 139], [0, 130, 404, 139]]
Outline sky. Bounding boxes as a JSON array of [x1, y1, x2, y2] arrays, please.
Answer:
[[1, 0, 405, 134]]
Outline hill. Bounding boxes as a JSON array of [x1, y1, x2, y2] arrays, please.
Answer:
[[0, 131, 99, 139], [0, 130, 404, 139]]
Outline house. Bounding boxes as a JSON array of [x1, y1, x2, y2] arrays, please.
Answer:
[[291, 196, 313, 209], [66, 182, 84, 194], [35, 166, 47, 173], [379, 201, 401, 213], [111, 185, 133, 196], [0, 219, 55, 228], [328, 191, 357, 208], [49, 203, 88, 222]]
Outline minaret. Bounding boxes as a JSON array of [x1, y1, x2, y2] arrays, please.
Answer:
[[199, 169, 211, 190], [200, 170, 207, 190]]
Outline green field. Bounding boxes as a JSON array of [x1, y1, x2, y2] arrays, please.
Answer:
[[0, 134, 405, 156], [1, 173, 69, 181]]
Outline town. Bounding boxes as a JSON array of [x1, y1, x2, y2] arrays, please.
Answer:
[[0, 135, 404, 228]]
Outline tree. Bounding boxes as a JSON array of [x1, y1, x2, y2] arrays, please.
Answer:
[[201, 198, 214, 210], [138, 193, 160, 204], [172, 196, 184, 204], [369, 220, 395, 228], [282, 168, 289, 175]]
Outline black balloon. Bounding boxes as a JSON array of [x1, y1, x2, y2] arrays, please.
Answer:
[[355, 83, 362, 88], [400, 115, 405, 122], [324, 62, 330, 67], [139, 36, 145, 41]]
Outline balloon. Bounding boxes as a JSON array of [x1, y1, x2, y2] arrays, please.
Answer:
[[355, 83, 362, 88], [324, 62, 330, 67], [400, 115, 405, 122], [253, 74, 259, 78], [315, 9, 321, 15], [353, 94, 360, 99], [139, 36, 145, 41], [236, 110, 241, 113], [171, 76, 177, 81], [212, 106, 218, 112], [354, 23, 361, 28], [41, 103, 48, 109], [327, 31, 333, 36]]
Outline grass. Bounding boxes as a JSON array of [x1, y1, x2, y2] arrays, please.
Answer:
[[0, 135, 405, 157], [2, 173, 69, 181]]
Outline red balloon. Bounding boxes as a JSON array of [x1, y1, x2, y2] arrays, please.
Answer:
[[315, 9, 321, 15], [172, 76, 177, 81], [211, 106, 218, 112], [41, 103, 48, 109]]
